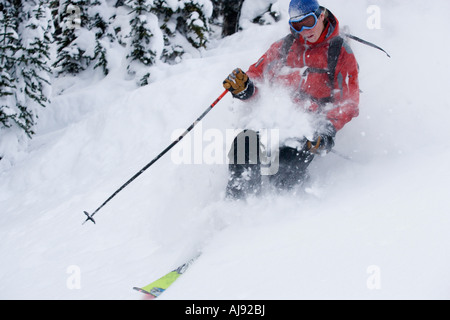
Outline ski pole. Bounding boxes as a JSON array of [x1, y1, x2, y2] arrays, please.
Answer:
[[330, 149, 366, 165], [82, 89, 229, 225], [343, 33, 391, 58], [330, 149, 353, 161]]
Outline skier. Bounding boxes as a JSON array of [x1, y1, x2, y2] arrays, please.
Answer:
[[223, 0, 360, 199]]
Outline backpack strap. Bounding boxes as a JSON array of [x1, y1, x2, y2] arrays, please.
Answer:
[[327, 35, 344, 88], [278, 34, 345, 106], [279, 34, 295, 65]]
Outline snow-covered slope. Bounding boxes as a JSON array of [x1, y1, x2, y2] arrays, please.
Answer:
[[1, 0, 450, 300]]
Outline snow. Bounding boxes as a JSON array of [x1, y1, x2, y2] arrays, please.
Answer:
[[1, 0, 450, 300]]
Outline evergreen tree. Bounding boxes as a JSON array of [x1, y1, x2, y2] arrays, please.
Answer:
[[127, 0, 157, 66], [15, 0, 54, 136], [0, 0, 53, 160], [180, 0, 211, 49], [151, 0, 183, 64], [126, 0, 157, 85], [89, 0, 113, 76], [53, 0, 92, 75], [0, 0, 20, 131], [151, 0, 212, 65], [53, 0, 115, 77], [0, 69, 15, 129]]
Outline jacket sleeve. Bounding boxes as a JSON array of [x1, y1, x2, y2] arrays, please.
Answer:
[[326, 43, 360, 131]]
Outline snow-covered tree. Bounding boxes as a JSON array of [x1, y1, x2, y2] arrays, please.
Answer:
[[0, 0, 53, 137], [127, 0, 157, 66], [180, 0, 211, 49], [53, 0, 93, 75], [88, 0, 114, 75], [15, 0, 54, 134], [0, 69, 15, 129], [53, 0, 117, 77], [0, 0, 20, 131], [0, 0, 53, 161], [125, 0, 213, 84], [126, 0, 158, 85], [151, 0, 212, 64], [150, 0, 182, 64]]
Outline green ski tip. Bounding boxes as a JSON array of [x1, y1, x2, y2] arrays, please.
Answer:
[[134, 253, 201, 299]]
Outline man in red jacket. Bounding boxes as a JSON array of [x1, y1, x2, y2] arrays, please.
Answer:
[[223, 0, 359, 199]]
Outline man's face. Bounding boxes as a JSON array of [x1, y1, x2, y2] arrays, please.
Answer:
[[300, 12, 325, 43]]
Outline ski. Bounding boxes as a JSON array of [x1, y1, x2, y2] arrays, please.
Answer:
[[133, 254, 201, 299]]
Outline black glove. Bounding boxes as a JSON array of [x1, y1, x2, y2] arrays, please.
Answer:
[[307, 122, 336, 154], [223, 68, 255, 100]]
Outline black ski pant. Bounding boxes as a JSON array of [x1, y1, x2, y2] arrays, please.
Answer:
[[226, 130, 314, 199]]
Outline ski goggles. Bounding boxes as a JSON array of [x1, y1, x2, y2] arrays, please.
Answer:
[[289, 8, 322, 33]]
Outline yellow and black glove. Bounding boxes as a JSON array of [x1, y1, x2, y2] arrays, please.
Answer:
[[223, 68, 255, 100]]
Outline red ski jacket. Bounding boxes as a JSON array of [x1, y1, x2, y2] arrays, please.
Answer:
[[246, 10, 359, 131]]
